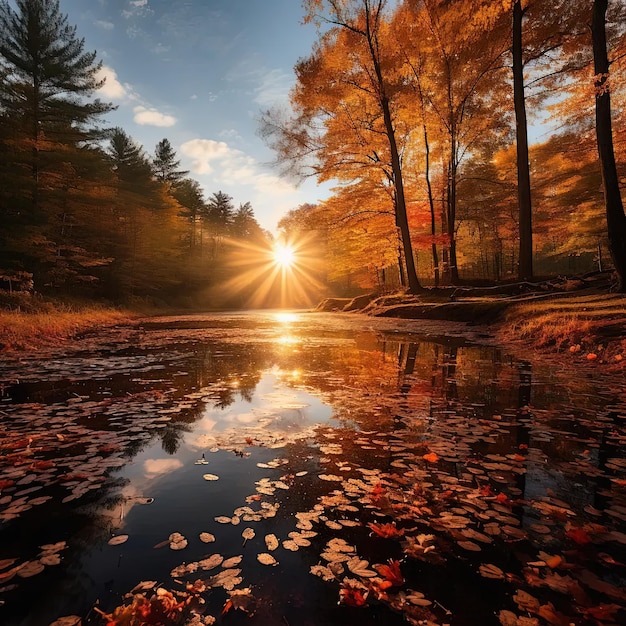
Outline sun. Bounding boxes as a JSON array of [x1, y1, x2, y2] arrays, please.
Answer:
[[273, 244, 295, 269]]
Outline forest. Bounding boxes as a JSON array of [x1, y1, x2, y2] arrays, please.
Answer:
[[0, 0, 272, 310], [1, 0, 626, 311], [264, 0, 626, 294]]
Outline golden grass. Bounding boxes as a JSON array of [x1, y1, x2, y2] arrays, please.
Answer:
[[0, 308, 133, 352], [500, 293, 626, 356]]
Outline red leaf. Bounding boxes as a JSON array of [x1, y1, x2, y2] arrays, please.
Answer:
[[339, 583, 368, 607], [566, 527, 591, 545], [375, 559, 404, 586], [368, 522, 404, 539]]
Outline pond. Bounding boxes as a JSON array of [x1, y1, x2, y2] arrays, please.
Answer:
[[0, 311, 625, 626]]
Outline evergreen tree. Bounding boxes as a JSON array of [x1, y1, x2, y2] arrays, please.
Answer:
[[0, 0, 113, 214], [152, 138, 188, 187], [0, 0, 114, 290], [207, 190, 235, 234]]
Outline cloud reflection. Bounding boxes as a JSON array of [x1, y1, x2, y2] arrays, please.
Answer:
[[143, 458, 183, 478]]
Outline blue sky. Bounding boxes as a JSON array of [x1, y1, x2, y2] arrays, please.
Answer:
[[61, 0, 329, 234]]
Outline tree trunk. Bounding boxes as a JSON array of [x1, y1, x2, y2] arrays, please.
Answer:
[[513, 0, 533, 280], [382, 95, 422, 293], [592, 0, 626, 291], [424, 125, 439, 286], [364, 7, 422, 294]]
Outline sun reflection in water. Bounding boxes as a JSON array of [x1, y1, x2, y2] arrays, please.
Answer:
[[275, 312, 298, 324]]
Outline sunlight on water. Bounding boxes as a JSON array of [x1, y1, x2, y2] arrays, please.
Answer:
[[274, 311, 299, 323]]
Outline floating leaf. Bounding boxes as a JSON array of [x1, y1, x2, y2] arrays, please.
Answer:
[[242, 528, 255, 544], [265, 534, 279, 551], [346, 556, 376, 578], [310, 564, 336, 581], [168, 532, 188, 550], [479, 563, 504, 580], [108, 535, 129, 546], [40, 554, 61, 566], [405, 590, 432, 607], [282, 540, 300, 551], [257, 553, 278, 566], [203, 473, 219, 481], [215, 516, 232, 524], [198, 554, 223, 570], [17, 561, 45, 578], [49, 617, 82, 626], [222, 555, 243, 568], [199, 532, 216, 543]]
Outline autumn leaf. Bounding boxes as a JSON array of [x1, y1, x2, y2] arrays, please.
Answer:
[[257, 553, 278, 566], [107, 535, 129, 546], [368, 522, 404, 539], [346, 556, 377, 578], [422, 452, 439, 463], [565, 527, 591, 545], [339, 580, 368, 607], [374, 559, 404, 586]]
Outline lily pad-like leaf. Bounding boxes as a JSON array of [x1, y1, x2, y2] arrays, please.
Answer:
[[222, 555, 243, 568], [17, 560, 45, 578], [265, 534, 279, 551], [242, 528, 255, 543], [257, 553, 278, 566], [310, 564, 336, 581], [203, 473, 219, 481], [108, 535, 129, 546], [479, 563, 505, 580], [199, 532, 216, 543], [199, 554, 224, 570], [49, 617, 82, 626], [346, 556, 377, 578], [168, 532, 188, 550]]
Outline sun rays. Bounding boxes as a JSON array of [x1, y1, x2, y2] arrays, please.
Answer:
[[215, 235, 324, 309]]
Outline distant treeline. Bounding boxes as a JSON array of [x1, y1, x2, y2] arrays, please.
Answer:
[[0, 0, 271, 308]]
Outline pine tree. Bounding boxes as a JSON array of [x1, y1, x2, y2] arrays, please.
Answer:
[[0, 0, 113, 214], [152, 138, 188, 187]]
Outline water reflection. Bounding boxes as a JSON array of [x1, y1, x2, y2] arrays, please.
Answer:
[[0, 312, 625, 625]]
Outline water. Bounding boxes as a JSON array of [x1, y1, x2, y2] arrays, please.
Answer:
[[0, 311, 625, 625]]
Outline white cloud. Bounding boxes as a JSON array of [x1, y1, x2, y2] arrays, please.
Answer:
[[180, 138, 297, 196], [95, 65, 127, 99], [133, 106, 177, 127], [123, 0, 151, 19], [254, 69, 293, 107], [95, 20, 114, 30], [219, 128, 243, 142]]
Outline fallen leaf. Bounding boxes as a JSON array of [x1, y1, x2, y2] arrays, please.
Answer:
[[107, 535, 129, 546], [257, 553, 278, 566]]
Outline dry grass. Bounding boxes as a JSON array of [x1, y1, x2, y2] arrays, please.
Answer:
[[0, 307, 133, 352], [499, 292, 626, 359]]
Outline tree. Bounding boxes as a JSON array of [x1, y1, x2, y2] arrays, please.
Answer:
[[207, 190, 234, 234], [0, 0, 113, 217], [152, 138, 188, 187], [231, 202, 263, 240], [592, 0, 626, 290], [263, 0, 423, 293], [172, 178, 207, 252]]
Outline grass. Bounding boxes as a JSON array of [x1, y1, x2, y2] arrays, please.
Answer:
[[0, 306, 134, 352], [498, 292, 626, 361]]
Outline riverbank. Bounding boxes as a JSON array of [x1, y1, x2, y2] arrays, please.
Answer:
[[316, 275, 626, 370], [0, 307, 135, 352]]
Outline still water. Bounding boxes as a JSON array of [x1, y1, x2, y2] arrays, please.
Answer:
[[0, 311, 625, 625]]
